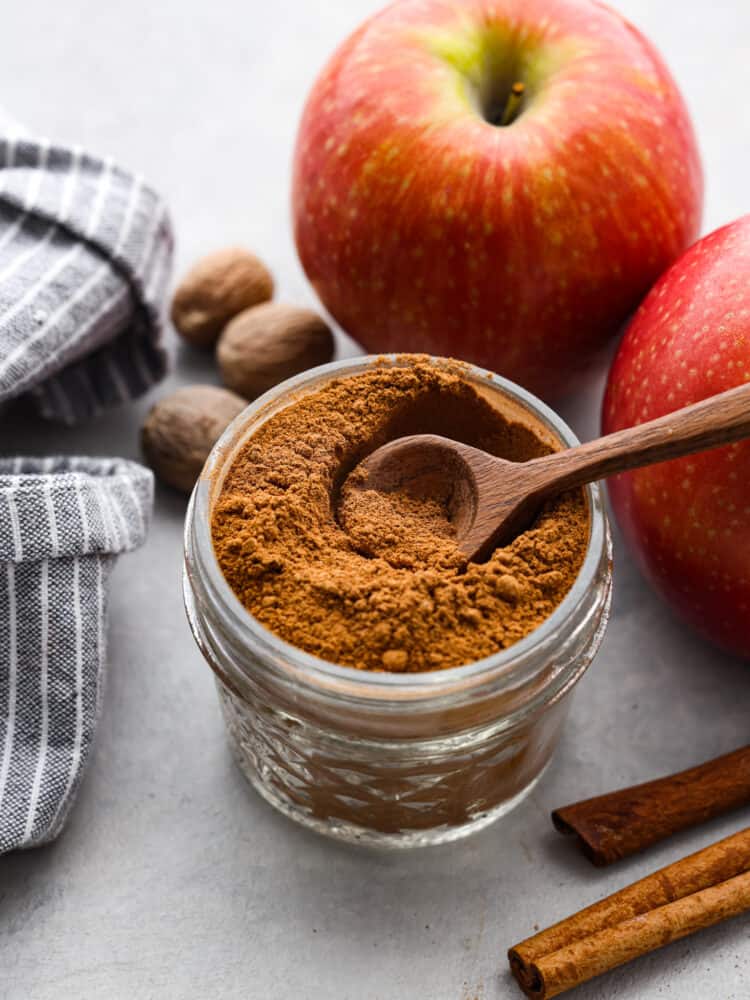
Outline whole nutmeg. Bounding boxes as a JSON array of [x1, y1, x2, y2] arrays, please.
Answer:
[[217, 302, 335, 398], [171, 247, 274, 348], [141, 385, 246, 493]]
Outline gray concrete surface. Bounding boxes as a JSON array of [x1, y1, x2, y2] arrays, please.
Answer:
[[1, 1, 749, 997]]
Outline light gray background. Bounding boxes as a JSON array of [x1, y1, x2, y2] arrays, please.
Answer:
[[1, 1, 749, 997]]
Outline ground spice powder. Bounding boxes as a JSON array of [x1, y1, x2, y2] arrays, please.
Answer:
[[212, 359, 589, 672]]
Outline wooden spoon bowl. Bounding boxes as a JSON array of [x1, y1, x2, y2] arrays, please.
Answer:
[[342, 382, 750, 563]]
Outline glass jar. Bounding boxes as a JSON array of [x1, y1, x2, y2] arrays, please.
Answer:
[[183, 355, 612, 848]]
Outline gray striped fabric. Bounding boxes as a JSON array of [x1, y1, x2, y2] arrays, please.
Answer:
[[0, 457, 153, 853], [0, 119, 173, 423]]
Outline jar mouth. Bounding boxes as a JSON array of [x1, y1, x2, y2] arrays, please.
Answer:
[[185, 354, 609, 703]]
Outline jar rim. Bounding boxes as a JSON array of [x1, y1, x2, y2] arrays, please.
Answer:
[[185, 354, 609, 704]]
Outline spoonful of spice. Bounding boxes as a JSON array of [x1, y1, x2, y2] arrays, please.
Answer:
[[342, 381, 750, 563]]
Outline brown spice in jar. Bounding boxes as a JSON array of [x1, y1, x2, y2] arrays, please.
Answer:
[[211, 358, 589, 672]]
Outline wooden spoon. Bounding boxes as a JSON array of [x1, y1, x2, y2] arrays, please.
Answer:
[[344, 382, 750, 562]]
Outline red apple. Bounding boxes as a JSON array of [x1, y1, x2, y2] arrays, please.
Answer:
[[293, 0, 703, 399], [603, 215, 750, 657]]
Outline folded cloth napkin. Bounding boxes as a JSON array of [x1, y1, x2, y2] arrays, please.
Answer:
[[0, 457, 153, 853], [0, 115, 173, 423], [0, 115, 168, 851]]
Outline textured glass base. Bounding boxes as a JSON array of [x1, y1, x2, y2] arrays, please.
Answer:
[[234, 745, 547, 848], [217, 677, 557, 849]]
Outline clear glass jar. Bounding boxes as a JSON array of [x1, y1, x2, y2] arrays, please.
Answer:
[[183, 355, 612, 848]]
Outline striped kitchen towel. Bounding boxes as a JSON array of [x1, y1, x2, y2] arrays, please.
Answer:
[[0, 456, 153, 853], [0, 116, 173, 423]]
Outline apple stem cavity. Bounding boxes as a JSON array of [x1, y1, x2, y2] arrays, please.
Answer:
[[499, 81, 525, 126]]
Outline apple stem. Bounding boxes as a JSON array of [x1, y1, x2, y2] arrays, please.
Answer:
[[500, 82, 525, 126]]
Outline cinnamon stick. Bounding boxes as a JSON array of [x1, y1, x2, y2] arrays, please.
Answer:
[[508, 826, 750, 999], [552, 744, 750, 865]]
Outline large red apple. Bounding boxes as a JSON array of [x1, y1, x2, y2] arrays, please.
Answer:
[[293, 0, 703, 399], [603, 215, 750, 657]]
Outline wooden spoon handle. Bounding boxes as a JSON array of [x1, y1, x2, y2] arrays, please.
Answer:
[[525, 381, 750, 495]]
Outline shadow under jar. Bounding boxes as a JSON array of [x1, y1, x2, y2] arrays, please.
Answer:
[[183, 355, 612, 848]]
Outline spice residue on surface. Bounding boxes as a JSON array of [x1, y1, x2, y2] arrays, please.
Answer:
[[211, 359, 588, 672]]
